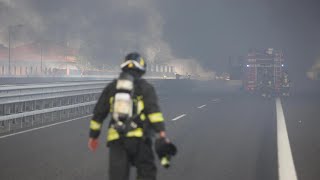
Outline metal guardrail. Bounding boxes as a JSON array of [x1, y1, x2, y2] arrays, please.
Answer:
[[0, 87, 103, 105], [0, 101, 96, 122], [0, 106, 95, 133], [0, 81, 109, 98], [0, 78, 167, 99], [0, 80, 112, 134], [0, 78, 170, 134]]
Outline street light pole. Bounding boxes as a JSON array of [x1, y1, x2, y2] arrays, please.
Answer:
[[7, 4, 25, 77], [8, 26, 11, 75], [7, 24, 23, 76], [40, 43, 43, 73]]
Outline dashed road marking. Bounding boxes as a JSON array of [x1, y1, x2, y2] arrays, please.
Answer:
[[276, 98, 298, 180], [172, 114, 186, 121], [211, 98, 220, 102], [0, 115, 92, 139], [159, 97, 168, 101], [197, 104, 207, 109]]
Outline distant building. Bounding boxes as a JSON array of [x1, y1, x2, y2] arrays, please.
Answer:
[[0, 42, 177, 77], [0, 41, 78, 76]]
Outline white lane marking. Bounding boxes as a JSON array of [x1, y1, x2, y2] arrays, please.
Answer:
[[211, 98, 220, 102], [0, 115, 92, 139], [276, 98, 298, 180], [197, 104, 207, 109], [159, 97, 168, 101], [172, 114, 186, 121]]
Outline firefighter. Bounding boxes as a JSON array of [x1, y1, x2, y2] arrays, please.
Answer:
[[88, 52, 176, 180]]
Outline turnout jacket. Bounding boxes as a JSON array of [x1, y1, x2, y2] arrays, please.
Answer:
[[89, 78, 165, 142]]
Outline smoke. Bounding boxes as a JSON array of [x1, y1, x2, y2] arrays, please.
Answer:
[[310, 58, 320, 71], [0, 0, 214, 77], [0, 0, 44, 46], [130, 0, 214, 77]]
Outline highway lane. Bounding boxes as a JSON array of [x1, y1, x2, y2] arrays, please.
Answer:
[[159, 93, 278, 180], [281, 93, 320, 180], [0, 88, 208, 180], [0, 85, 318, 180]]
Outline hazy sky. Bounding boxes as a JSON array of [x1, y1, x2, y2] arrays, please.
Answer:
[[158, 0, 320, 74], [0, 0, 319, 78]]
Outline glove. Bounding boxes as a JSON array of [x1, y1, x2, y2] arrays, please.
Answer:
[[155, 138, 177, 168], [88, 138, 99, 152]]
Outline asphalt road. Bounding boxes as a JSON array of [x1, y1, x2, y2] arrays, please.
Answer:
[[0, 82, 319, 180], [281, 93, 320, 180]]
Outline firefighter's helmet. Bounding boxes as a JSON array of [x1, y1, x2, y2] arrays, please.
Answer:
[[121, 52, 146, 74]]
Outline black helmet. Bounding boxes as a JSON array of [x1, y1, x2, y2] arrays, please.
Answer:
[[121, 52, 146, 74]]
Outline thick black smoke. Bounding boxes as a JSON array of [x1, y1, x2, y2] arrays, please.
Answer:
[[0, 0, 204, 72]]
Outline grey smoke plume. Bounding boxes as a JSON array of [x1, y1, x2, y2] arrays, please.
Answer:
[[0, 0, 44, 46], [0, 0, 214, 77]]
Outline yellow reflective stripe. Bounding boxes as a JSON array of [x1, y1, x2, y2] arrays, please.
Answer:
[[148, 112, 164, 123], [109, 97, 114, 112], [90, 120, 101, 130], [107, 128, 120, 141], [161, 157, 170, 166], [126, 128, 143, 137], [140, 57, 145, 66], [107, 128, 144, 141], [137, 100, 144, 114], [140, 114, 146, 121]]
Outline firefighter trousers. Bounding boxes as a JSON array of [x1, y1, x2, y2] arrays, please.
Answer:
[[108, 137, 157, 180]]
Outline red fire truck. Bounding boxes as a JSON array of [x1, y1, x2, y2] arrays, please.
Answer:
[[243, 48, 289, 97]]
